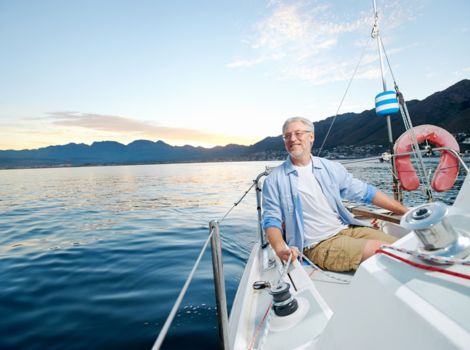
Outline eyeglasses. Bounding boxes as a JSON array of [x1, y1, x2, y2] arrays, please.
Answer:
[[282, 130, 312, 140]]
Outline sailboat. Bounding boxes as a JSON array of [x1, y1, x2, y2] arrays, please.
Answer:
[[227, 173, 470, 349], [154, 1, 470, 349]]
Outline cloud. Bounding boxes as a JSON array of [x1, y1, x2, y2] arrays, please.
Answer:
[[251, 3, 315, 50], [356, 67, 381, 80], [1, 110, 264, 150], [46, 111, 220, 142], [284, 62, 382, 86], [228, 0, 418, 85], [226, 53, 285, 68]]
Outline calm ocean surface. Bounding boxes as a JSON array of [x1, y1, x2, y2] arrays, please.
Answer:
[[0, 160, 463, 349]]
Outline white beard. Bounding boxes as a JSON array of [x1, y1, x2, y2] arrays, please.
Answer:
[[288, 142, 313, 161], [289, 148, 304, 159]]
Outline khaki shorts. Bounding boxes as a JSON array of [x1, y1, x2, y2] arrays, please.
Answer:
[[303, 226, 397, 272]]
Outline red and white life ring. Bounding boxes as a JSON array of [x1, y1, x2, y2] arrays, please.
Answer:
[[393, 124, 460, 192]]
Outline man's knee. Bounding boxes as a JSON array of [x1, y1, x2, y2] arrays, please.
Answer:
[[362, 239, 388, 262]]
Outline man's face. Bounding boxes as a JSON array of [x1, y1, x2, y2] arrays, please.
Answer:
[[283, 121, 314, 160]]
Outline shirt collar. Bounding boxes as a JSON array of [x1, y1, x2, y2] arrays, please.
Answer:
[[284, 155, 322, 174]]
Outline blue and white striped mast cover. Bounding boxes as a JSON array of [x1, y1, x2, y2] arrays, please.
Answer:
[[372, 0, 397, 118], [372, 0, 402, 202], [375, 90, 399, 116]]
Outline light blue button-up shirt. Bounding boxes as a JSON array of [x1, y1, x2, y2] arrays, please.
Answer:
[[262, 156, 377, 252]]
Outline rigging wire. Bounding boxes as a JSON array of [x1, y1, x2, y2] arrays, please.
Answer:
[[339, 155, 385, 164], [154, 3, 469, 346], [219, 181, 257, 224], [316, 38, 373, 157], [152, 229, 215, 350], [371, 2, 404, 203], [379, 37, 433, 200], [153, 179, 258, 349]]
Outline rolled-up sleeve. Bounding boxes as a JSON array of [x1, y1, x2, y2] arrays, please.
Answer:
[[262, 176, 283, 231], [335, 162, 378, 204], [362, 184, 377, 204]]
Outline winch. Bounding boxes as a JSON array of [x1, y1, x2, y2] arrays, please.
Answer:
[[253, 280, 299, 317], [400, 202, 470, 262], [269, 282, 298, 317]]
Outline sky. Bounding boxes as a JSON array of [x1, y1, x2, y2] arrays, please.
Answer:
[[0, 0, 469, 150]]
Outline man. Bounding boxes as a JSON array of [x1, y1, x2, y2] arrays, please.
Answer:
[[262, 117, 408, 272]]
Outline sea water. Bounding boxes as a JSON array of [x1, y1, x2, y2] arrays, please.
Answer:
[[0, 160, 463, 349]]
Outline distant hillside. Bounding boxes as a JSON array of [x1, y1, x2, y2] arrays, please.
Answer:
[[313, 79, 470, 148], [0, 140, 251, 168], [1, 79, 469, 169]]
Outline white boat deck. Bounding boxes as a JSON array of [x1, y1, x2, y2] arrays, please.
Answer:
[[304, 266, 353, 313], [229, 237, 470, 349], [315, 233, 470, 350], [228, 173, 470, 350]]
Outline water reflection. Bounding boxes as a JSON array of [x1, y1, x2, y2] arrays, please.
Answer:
[[0, 159, 466, 349]]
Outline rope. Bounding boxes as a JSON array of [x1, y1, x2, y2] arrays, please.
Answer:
[[317, 38, 372, 157], [247, 302, 272, 350], [277, 251, 293, 285], [376, 248, 470, 281], [249, 244, 469, 350], [152, 229, 215, 349], [253, 252, 295, 349], [247, 251, 293, 350], [379, 245, 470, 266], [258, 307, 273, 350]]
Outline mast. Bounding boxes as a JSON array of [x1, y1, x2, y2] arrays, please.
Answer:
[[372, 0, 402, 202]]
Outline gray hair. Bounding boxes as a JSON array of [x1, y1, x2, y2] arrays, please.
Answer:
[[282, 117, 315, 134]]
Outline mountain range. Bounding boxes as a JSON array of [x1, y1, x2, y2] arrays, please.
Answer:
[[1, 79, 469, 169]]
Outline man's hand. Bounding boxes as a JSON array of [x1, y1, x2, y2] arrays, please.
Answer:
[[275, 246, 300, 263], [265, 227, 300, 263]]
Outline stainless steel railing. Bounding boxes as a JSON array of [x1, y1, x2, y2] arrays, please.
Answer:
[[153, 169, 272, 349], [209, 220, 229, 349]]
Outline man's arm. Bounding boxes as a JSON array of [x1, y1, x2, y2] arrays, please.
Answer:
[[262, 171, 300, 262], [266, 226, 300, 262], [332, 161, 406, 212], [372, 191, 408, 215], [332, 160, 377, 203]]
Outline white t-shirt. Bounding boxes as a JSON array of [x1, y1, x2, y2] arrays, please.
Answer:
[[293, 162, 347, 246]]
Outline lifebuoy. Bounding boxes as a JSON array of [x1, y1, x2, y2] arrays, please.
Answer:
[[393, 124, 460, 192]]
